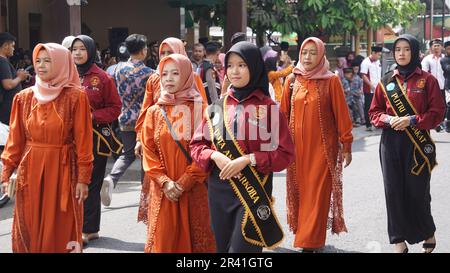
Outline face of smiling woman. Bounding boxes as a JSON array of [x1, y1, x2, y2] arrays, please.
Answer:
[[35, 49, 53, 82], [226, 52, 250, 88], [161, 61, 182, 94], [71, 40, 89, 65]]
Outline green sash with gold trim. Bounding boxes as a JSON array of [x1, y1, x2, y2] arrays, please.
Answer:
[[381, 75, 437, 175], [205, 95, 284, 249]]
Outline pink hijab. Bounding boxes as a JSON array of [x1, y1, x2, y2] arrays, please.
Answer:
[[32, 43, 81, 104], [218, 53, 226, 82], [159, 37, 187, 57], [293, 37, 334, 80], [157, 54, 202, 105]]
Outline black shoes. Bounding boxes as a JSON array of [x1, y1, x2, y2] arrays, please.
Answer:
[[422, 242, 436, 253], [300, 248, 318, 253]]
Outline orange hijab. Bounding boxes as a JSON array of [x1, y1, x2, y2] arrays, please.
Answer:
[[157, 54, 202, 106], [32, 43, 81, 104], [293, 37, 334, 80], [159, 37, 187, 57]]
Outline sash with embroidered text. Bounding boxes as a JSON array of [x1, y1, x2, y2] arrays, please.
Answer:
[[205, 95, 283, 248], [380, 75, 437, 175]]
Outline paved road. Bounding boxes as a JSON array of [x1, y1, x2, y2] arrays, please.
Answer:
[[1, 127, 449, 253]]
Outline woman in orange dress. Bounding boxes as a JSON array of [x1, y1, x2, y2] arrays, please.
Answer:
[[136, 37, 206, 224], [136, 37, 206, 139], [262, 46, 293, 103], [141, 53, 214, 253], [0, 43, 93, 253], [280, 37, 353, 252]]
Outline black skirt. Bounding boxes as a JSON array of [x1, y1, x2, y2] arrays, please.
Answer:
[[207, 167, 273, 253], [379, 128, 436, 244]]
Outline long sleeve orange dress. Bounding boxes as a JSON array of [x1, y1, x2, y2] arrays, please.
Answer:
[[136, 73, 207, 224], [141, 101, 215, 253], [280, 75, 353, 249], [1, 88, 93, 253]]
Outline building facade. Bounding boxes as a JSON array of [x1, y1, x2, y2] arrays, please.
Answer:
[[1, 0, 183, 51]]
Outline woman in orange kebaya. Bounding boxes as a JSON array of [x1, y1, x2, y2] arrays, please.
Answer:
[[280, 37, 353, 253], [0, 43, 93, 253], [136, 38, 206, 140], [136, 37, 206, 224], [140, 53, 214, 252]]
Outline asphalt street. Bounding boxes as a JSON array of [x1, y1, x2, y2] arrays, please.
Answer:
[[1, 127, 449, 253]]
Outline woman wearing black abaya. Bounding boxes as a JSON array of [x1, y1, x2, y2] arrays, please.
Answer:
[[369, 35, 445, 253]]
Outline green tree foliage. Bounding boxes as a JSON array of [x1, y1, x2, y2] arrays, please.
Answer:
[[181, 0, 425, 47], [249, 0, 424, 46]]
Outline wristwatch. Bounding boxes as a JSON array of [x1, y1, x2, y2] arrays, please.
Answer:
[[249, 153, 256, 167]]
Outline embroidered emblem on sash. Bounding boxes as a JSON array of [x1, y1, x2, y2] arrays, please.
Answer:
[[424, 144, 434, 154], [257, 205, 271, 221], [386, 83, 395, 92], [102, 128, 111, 137]]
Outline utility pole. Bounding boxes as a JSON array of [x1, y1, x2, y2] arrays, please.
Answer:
[[431, 0, 434, 41], [224, 0, 247, 51], [442, 0, 446, 43]]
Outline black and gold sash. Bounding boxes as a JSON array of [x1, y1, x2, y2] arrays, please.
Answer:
[[380, 75, 437, 175], [93, 123, 123, 157], [205, 95, 283, 249]]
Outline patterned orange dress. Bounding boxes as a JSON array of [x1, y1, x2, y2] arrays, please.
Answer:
[[280, 75, 353, 249], [1, 88, 93, 253], [136, 73, 207, 224], [140, 101, 215, 253]]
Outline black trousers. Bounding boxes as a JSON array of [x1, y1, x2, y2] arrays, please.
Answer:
[[83, 142, 108, 234], [380, 129, 436, 244], [364, 93, 374, 128], [208, 168, 272, 253]]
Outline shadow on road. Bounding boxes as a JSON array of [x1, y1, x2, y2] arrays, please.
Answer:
[[0, 200, 14, 221], [271, 245, 363, 253], [102, 204, 139, 212], [112, 181, 142, 195], [434, 140, 450, 144], [84, 236, 145, 252], [352, 136, 380, 153]]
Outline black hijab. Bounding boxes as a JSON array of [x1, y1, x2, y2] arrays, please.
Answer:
[[72, 35, 97, 77], [393, 34, 421, 78], [225, 41, 269, 101]]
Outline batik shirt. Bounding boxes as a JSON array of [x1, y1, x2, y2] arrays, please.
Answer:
[[114, 59, 153, 131]]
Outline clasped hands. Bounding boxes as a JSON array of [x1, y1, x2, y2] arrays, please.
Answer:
[[211, 151, 250, 181], [163, 180, 184, 202], [389, 116, 411, 131]]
